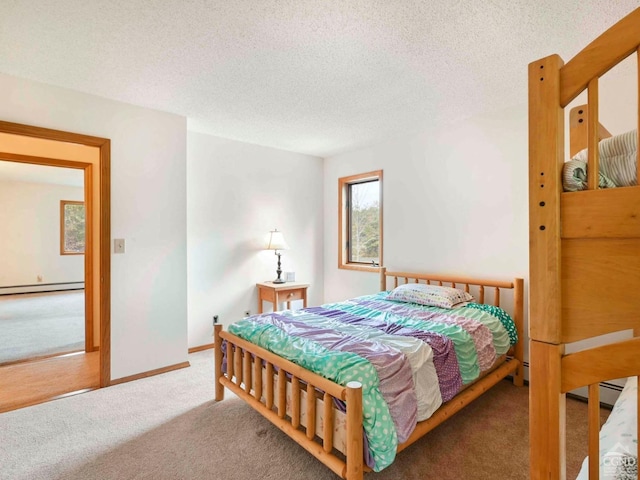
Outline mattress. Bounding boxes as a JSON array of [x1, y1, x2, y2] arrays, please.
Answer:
[[225, 292, 517, 471], [577, 376, 638, 480], [563, 129, 637, 192]]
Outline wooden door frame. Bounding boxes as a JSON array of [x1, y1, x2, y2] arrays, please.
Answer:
[[0, 120, 111, 387]]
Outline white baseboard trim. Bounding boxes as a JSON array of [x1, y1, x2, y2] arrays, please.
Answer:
[[0, 282, 84, 296]]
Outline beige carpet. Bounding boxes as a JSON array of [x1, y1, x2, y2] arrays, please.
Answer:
[[0, 291, 84, 364], [0, 350, 608, 480]]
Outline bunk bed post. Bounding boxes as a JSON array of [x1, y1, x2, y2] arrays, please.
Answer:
[[214, 323, 225, 401], [529, 53, 566, 480], [530, 340, 566, 479]]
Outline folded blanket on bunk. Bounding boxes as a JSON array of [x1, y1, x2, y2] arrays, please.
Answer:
[[577, 376, 638, 480], [563, 129, 637, 192], [226, 292, 517, 472]]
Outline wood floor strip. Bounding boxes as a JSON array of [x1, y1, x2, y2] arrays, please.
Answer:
[[0, 351, 100, 413]]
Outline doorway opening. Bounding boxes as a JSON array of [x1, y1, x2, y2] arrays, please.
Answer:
[[0, 161, 87, 366], [0, 121, 110, 412]]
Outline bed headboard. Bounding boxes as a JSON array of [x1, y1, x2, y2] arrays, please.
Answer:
[[379, 267, 524, 370]]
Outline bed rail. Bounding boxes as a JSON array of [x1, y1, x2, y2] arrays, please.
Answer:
[[559, 8, 640, 108], [214, 324, 364, 480]]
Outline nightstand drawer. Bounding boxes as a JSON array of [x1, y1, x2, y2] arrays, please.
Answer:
[[256, 281, 310, 313], [281, 289, 304, 302]]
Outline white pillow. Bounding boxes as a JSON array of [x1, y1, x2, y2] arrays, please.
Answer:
[[387, 283, 474, 309]]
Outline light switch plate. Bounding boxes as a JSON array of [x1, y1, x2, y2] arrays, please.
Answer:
[[114, 238, 125, 254]]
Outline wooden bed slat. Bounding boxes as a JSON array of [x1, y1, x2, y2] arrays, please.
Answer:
[[306, 383, 316, 440], [277, 369, 286, 418], [561, 238, 640, 343], [266, 362, 274, 409], [561, 187, 640, 239], [243, 349, 252, 394], [254, 355, 263, 401], [292, 376, 301, 428], [588, 383, 600, 480], [561, 337, 640, 392], [587, 78, 599, 191], [234, 347, 243, 385], [323, 392, 333, 452], [227, 342, 234, 379], [478, 285, 484, 304]]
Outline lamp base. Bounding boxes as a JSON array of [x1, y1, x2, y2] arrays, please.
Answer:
[[273, 251, 286, 284]]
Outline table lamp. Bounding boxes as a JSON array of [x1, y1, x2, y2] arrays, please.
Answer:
[[266, 229, 290, 284]]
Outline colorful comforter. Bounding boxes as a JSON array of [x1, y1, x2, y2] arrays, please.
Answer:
[[226, 292, 518, 471]]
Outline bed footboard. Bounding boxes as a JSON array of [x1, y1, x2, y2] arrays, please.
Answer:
[[213, 324, 365, 480]]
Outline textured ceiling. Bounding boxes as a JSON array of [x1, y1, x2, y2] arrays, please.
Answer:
[[1, 1, 638, 157]]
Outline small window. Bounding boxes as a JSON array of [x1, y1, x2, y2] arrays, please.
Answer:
[[60, 200, 85, 255], [338, 170, 383, 271]]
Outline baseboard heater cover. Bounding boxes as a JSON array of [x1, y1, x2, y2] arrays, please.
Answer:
[[0, 282, 84, 296]]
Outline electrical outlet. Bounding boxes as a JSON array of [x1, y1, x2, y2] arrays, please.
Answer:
[[213, 315, 219, 325], [244, 310, 251, 317]]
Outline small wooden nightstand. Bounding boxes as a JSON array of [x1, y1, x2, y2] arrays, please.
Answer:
[[256, 281, 310, 313]]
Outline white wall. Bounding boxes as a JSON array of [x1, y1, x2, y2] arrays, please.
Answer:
[[0, 180, 84, 290], [0, 73, 188, 380], [187, 131, 324, 348], [324, 103, 529, 301]]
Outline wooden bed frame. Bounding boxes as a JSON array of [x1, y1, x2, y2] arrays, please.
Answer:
[[528, 7, 640, 479], [214, 268, 524, 479]]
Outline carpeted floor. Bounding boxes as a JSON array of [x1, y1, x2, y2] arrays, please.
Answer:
[[0, 291, 84, 364], [0, 350, 609, 480]]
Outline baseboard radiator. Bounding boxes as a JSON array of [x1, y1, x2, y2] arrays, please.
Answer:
[[0, 281, 84, 296]]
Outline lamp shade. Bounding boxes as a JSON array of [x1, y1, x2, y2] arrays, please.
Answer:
[[266, 229, 290, 251]]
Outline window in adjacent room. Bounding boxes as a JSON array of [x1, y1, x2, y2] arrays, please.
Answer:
[[60, 200, 85, 255], [338, 170, 382, 271]]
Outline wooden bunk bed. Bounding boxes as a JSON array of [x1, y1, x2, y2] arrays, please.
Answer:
[[528, 7, 640, 480], [214, 268, 524, 480]]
